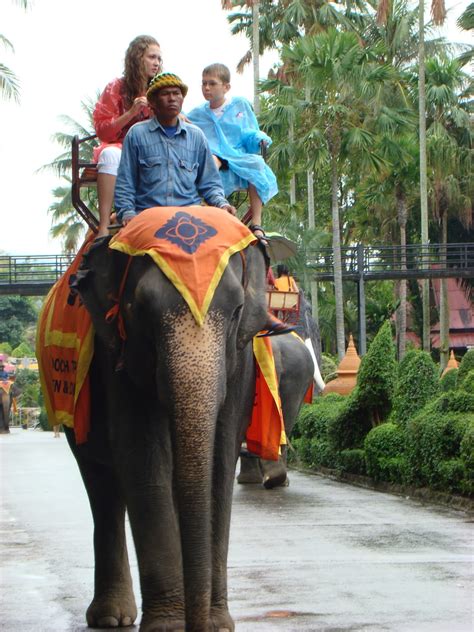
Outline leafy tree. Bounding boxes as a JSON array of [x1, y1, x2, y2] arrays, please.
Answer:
[[0, 342, 13, 355], [39, 98, 99, 252], [1, 0, 30, 102], [0, 296, 37, 347], [11, 341, 33, 358]]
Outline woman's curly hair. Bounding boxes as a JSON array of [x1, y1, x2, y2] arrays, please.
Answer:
[[123, 35, 160, 108]]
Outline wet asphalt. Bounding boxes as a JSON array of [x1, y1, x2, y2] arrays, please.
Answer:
[[0, 428, 472, 632]]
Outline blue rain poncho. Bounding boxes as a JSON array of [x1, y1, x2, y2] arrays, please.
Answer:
[[187, 96, 278, 204]]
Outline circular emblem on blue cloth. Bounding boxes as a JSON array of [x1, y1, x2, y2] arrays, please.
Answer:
[[155, 211, 217, 254]]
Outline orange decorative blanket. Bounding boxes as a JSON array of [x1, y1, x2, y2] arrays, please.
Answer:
[[36, 236, 95, 443], [109, 206, 256, 326]]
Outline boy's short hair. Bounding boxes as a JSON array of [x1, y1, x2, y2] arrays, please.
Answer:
[[202, 63, 231, 84]]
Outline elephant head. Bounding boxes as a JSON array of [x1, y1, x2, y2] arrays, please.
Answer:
[[75, 233, 271, 629]]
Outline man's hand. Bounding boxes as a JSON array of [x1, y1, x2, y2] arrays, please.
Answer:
[[221, 204, 237, 216]]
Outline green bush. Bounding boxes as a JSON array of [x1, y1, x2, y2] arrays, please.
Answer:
[[437, 459, 467, 493], [292, 394, 345, 468], [459, 370, 474, 394], [365, 423, 406, 482], [457, 349, 474, 388], [339, 448, 366, 475], [356, 321, 397, 424], [460, 424, 474, 496], [426, 390, 474, 415], [439, 368, 458, 392], [293, 393, 345, 439], [406, 410, 473, 489], [327, 387, 373, 452], [392, 350, 439, 425], [320, 353, 338, 383]]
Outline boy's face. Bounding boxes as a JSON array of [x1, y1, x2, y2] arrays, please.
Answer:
[[201, 73, 230, 107]]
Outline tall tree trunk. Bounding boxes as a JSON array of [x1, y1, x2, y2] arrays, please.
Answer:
[[439, 212, 449, 369], [396, 186, 408, 359], [289, 121, 297, 221], [252, 2, 260, 114], [418, 0, 431, 352], [329, 144, 345, 360]]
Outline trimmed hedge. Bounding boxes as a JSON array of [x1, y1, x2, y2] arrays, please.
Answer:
[[364, 423, 407, 482], [406, 411, 473, 491], [439, 368, 458, 392], [356, 321, 397, 424], [459, 370, 474, 394], [457, 349, 474, 388], [392, 350, 439, 425]]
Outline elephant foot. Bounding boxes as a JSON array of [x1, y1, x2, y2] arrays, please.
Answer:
[[236, 454, 263, 484], [86, 591, 137, 628], [210, 607, 235, 631], [139, 616, 185, 631], [260, 458, 288, 489]]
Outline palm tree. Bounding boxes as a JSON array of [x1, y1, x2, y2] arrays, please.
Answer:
[[423, 54, 472, 367], [1, 0, 30, 101], [38, 98, 98, 252], [282, 29, 389, 359]]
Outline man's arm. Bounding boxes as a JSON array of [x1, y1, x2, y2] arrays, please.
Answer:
[[114, 130, 139, 224]]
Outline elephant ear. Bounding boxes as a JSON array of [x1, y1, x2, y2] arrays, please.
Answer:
[[75, 237, 128, 355], [236, 243, 270, 349]]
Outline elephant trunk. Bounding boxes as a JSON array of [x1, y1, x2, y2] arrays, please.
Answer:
[[163, 309, 226, 631]]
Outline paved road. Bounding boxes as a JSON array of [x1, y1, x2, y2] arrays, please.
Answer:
[[1, 428, 472, 631]]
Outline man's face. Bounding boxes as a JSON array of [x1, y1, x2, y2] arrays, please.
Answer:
[[150, 86, 184, 120]]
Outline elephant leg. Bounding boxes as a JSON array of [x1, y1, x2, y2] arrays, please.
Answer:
[[261, 450, 289, 489], [65, 428, 137, 628], [236, 451, 263, 484], [113, 420, 185, 632]]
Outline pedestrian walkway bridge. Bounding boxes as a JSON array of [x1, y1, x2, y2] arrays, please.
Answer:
[[0, 242, 473, 296]]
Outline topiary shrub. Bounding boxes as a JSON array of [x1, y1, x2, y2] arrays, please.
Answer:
[[320, 353, 338, 383], [392, 349, 439, 425], [406, 410, 473, 491], [459, 422, 474, 495], [364, 422, 407, 483], [356, 321, 397, 425], [327, 386, 372, 452], [426, 390, 474, 415], [291, 394, 345, 468], [439, 368, 458, 392], [437, 459, 467, 493], [457, 349, 474, 388], [339, 448, 366, 475], [459, 369, 474, 395]]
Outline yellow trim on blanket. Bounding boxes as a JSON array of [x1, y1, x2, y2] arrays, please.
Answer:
[[110, 232, 255, 326]]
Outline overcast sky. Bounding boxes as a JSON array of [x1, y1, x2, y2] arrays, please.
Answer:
[[0, 0, 469, 255]]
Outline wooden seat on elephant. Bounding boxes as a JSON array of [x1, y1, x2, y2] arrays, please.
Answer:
[[266, 290, 300, 325], [71, 134, 99, 232]]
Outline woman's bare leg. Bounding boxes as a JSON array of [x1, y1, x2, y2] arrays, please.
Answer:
[[97, 173, 116, 238]]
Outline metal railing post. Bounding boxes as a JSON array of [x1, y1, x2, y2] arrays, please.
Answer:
[[357, 243, 367, 355]]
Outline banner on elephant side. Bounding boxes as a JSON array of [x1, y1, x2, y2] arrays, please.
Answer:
[[36, 235, 95, 443]]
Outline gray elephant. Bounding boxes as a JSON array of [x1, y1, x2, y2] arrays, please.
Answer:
[[0, 380, 19, 434], [64, 233, 314, 632], [237, 332, 317, 488]]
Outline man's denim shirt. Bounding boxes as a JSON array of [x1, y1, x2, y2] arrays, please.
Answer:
[[115, 118, 229, 223]]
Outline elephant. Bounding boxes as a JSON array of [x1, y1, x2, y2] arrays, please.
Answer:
[[237, 289, 324, 489], [64, 230, 314, 632], [0, 380, 19, 434], [236, 332, 317, 489]]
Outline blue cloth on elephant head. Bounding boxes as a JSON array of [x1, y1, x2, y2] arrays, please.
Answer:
[[109, 206, 257, 326]]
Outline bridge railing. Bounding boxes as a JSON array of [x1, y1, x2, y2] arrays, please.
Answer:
[[0, 254, 75, 287], [305, 243, 474, 280]]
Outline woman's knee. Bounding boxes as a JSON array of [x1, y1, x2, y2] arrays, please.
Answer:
[[97, 146, 122, 176]]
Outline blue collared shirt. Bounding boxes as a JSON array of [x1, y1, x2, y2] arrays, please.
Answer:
[[115, 118, 229, 223]]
